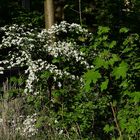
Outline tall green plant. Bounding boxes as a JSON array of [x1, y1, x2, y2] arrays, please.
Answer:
[[83, 26, 140, 139]]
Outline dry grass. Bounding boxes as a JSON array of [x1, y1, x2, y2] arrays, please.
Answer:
[[0, 79, 25, 140]]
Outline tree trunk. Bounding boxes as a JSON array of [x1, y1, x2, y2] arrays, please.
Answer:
[[44, 0, 54, 29]]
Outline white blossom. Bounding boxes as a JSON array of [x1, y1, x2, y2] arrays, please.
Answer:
[[0, 21, 93, 95]]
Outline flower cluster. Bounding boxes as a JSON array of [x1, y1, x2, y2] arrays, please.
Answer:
[[48, 21, 89, 35], [0, 21, 92, 94], [19, 113, 38, 137], [0, 113, 38, 138]]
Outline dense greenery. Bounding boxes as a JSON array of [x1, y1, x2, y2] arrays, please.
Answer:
[[0, 0, 44, 27], [0, 21, 140, 139], [1, 0, 140, 32], [0, 0, 140, 140]]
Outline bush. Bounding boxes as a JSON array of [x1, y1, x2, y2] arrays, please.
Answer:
[[0, 22, 140, 139]]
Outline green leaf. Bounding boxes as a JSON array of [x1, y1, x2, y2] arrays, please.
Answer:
[[100, 78, 109, 91], [84, 80, 91, 92], [86, 70, 101, 83], [98, 26, 110, 35], [112, 61, 128, 79], [40, 71, 51, 79], [84, 70, 101, 92], [109, 54, 120, 66], [80, 47, 86, 53], [94, 57, 105, 68], [94, 51, 110, 69], [52, 58, 60, 63], [109, 41, 117, 48], [119, 27, 129, 33], [18, 77, 23, 84], [104, 124, 114, 133], [122, 46, 133, 53], [10, 76, 18, 83], [130, 92, 140, 103], [102, 35, 108, 41], [120, 80, 128, 88], [91, 70, 101, 83]]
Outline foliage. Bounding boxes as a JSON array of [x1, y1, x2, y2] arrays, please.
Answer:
[[1, 0, 140, 33], [64, 0, 140, 33], [0, 22, 140, 139], [0, 0, 44, 27], [83, 26, 140, 139]]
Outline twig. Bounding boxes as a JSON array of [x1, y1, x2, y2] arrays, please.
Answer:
[[79, 0, 82, 26], [110, 102, 122, 138]]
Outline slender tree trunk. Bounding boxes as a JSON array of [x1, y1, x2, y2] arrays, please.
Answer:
[[79, 0, 82, 25], [44, 0, 54, 29]]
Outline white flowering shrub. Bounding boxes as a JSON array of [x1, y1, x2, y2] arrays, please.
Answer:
[[0, 21, 96, 139], [0, 21, 93, 138], [0, 21, 92, 95]]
